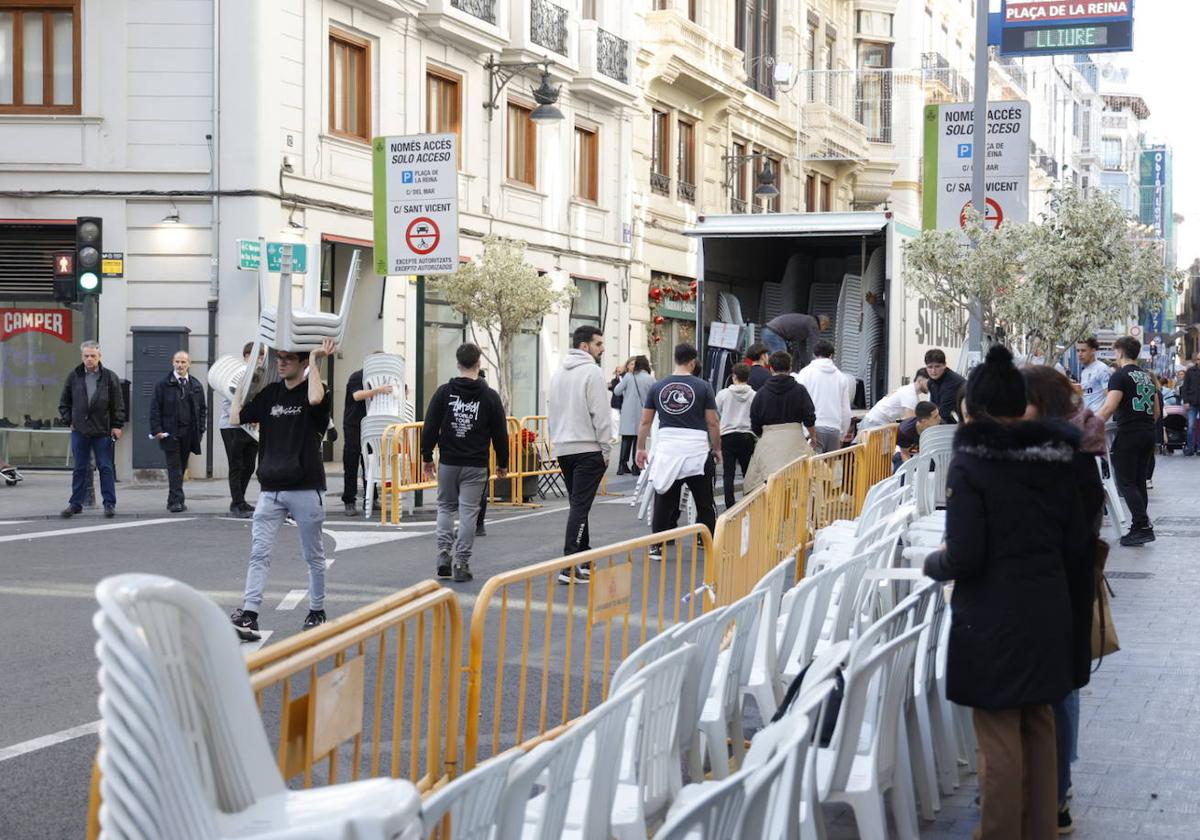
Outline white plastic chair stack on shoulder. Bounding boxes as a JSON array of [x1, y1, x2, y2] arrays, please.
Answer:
[[207, 354, 274, 443], [358, 353, 407, 517], [93, 573, 421, 840]]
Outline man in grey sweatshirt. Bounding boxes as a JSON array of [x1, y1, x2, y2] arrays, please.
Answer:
[[548, 325, 612, 584]]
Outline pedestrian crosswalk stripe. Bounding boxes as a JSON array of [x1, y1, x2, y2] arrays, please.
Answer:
[[276, 589, 307, 611]]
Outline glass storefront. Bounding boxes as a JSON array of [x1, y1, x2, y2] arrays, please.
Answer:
[[421, 295, 465, 417], [510, 328, 541, 418], [0, 303, 80, 467]]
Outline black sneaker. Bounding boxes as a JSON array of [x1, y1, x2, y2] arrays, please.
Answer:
[[557, 566, 589, 585], [475, 526, 487, 537], [1135, 527, 1155, 543], [453, 564, 473, 583], [1119, 530, 1149, 547], [168, 503, 186, 513], [1058, 804, 1074, 835], [648, 546, 663, 561], [61, 505, 81, 518], [230, 609, 261, 642], [103, 504, 116, 518], [344, 502, 358, 517], [303, 609, 326, 630], [436, 560, 452, 579]]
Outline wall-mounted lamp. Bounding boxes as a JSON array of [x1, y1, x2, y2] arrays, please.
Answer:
[[162, 201, 181, 224], [483, 55, 564, 122], [721, 153, 780, 201]]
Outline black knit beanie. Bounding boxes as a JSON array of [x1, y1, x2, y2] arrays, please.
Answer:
[[965, 345, 1027, 419]]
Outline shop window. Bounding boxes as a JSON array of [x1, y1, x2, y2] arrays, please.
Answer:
[[422, 293, 466, 415], [0, 301, 79, 466], [573, 124, 598, 202], [510, 321, 541, 418], [329, 28, 370, 142], [569, 277, 607, 336], [0, 1, 79, 114], [426, 67, 462, 167], [731, 139, 748, 213], [506, 101, 537, 188]]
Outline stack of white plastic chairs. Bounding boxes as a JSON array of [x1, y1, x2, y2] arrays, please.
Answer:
[[358, 353, 406, 518], [257, 248, 360, 352]]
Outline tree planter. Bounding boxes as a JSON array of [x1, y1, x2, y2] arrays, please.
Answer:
[[493, 450, 540, 502]]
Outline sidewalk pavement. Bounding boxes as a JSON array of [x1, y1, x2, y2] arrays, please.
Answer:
[[834, 452, 1200, 840]]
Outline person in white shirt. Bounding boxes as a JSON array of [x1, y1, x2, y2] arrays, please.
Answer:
[[1075, 337, 1111, 415], [860, 369, 930, 429], [793, 340, 854, 454]]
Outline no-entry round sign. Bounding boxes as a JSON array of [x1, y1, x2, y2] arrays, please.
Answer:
[[959, 197, 1005, 231], [405, 217, 441, 255]]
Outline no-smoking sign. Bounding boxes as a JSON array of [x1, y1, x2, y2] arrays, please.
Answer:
[[959, 198, 1005, 230], [406, 217, 440, 255]]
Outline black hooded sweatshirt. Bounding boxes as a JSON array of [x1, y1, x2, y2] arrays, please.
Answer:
[[422, 376, 510, 468], [749, 374, 817, 436]]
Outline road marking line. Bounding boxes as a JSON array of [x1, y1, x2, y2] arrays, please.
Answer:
[[0, 721, 100, 763], [241, 629, 274, 654], [0, 520, 32, 526], [276, 589, 307, 611], [0, 518, 188, 544]]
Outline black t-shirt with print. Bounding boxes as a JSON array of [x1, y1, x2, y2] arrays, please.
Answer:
[[644, 374, 717, 430], [1107, 364, 1156, 428], [241, 380, 333, 491]]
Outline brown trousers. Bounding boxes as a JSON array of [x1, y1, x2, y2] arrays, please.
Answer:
[[972, 704, 1058, 840]]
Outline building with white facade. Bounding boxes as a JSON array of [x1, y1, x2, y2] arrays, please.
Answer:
[[0, 0, 637, 478]]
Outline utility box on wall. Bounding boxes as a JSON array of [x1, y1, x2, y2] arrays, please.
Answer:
[[131, 327, 190, 470]]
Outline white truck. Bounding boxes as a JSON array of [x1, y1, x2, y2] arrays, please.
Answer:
[[686, 210, 966, 405]]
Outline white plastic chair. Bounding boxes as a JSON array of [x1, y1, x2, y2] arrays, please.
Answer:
[[777, 565, 840, 687], [670, 607, 729, 784], [745, 560, 792, 721], [906, 583, 949, 819], [207, 354, 268, 443], [1097, 453, 1128, 541], [699, 589, 768, 780], [611, 630, 682, 695], [814, 625, 925, 840], [610, 644, 695, 840], [419, 749, 521, 840], [93, 574, 420, 840], [360, 415, 403, 518], [651, 766, 750, 840], [258, 250, 361, 352]]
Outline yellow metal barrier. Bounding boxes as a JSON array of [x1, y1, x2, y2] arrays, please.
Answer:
[[379, 422, 434, 523], [808, 444, 867, 533], [85, 581, 462, 839], [707, 484, 773, 608], [463, 525, 712, 769], [765, 455, 814, 579], [858, 425, 898, 490]]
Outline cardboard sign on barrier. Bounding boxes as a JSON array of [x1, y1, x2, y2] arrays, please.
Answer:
[[589, 563, 633, 625]]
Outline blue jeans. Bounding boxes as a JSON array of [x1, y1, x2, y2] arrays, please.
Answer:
[[1187, 405, 1200, 453], [242, 489, 326, 611], [69, 431, 116, 508], [761, 326, 787, 355], [1053, 690, 1080, 805]]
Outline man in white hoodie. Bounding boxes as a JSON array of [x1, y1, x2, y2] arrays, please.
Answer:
[[715, 363, 756, 509], [548, 325, 612, 584], [794, 340, 854, 454]]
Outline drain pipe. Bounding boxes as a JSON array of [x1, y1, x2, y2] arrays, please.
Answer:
[[205, 0, 221, 478]]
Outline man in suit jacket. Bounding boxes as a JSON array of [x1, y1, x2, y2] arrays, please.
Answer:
[[150, 350, 208, 512]]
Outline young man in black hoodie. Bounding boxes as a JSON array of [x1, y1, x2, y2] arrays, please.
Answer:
[[749, 351, 817, 442], [923, 348, 967, 424], [422, 343, 509, 582]]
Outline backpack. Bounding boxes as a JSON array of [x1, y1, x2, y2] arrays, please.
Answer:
[[771, 659, 844, 748]]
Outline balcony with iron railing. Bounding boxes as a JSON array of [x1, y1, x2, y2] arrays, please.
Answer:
[[572, 20, 635, 105], [921, 52, 972, 103], [420, 0, 506, 53], [529, 0, 568, 55], [996, 55, 1028, 92], [678, 180, 696, 204], [642, 0, 745, 99], [651, 171, 671, 197], [799, 69, 872, 163]]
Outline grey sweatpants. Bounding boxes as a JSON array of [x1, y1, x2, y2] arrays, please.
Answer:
[[814, 426, 842, 455], [436, 465, 488, 568], [242, 489, 326, 611]]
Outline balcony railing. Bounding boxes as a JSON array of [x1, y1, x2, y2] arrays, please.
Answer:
[[855, 70, 893, 144], [678, 181, 696, 204], [451, 0, 496, 24], [920, 52, 972, 102], [731, 197, 748, 214], [531, 0, 568, 56], [596, 28, 628, 83], [997, 55, 1027, 91], [650, 171, 671, 196]]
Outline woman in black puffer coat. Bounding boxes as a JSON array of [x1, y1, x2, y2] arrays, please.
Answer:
[[924, 346, 1092, 840]]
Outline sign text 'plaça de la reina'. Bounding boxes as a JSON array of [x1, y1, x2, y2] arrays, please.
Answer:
[[922, 101, 1031, 234], [372, 133, 459, 277]]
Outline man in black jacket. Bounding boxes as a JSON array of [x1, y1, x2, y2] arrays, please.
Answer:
[[1181, 351, 1200, 456], [422, 343, 509, 582], [149, 351, 207, 513], [59, 340, 125, 518], [923, 348, 967, 424], [749, 351, 817, 442]]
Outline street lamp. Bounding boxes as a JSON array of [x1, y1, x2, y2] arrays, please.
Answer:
[[484, 56, 564, 122], [721, 152, 780, 206]]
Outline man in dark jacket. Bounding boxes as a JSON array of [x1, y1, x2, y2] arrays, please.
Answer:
[[149, 351, 207, 513], [1180, 351, 1200, 456], [749, 351, 817, 442], [924, 345, 1091, 840], [422, 343, 509, 582], [922, 347, 966, 424], [59, 340, 125, 518]]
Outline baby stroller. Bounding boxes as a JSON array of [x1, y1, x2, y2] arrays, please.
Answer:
[[1, 461, 22, 486], [1162, 404, 1188, 454]]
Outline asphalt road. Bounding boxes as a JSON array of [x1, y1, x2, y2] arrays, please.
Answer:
[[0, 475, 658, 840]]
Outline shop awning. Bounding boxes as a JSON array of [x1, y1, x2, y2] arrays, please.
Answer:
[[685, 212, 891, 239]]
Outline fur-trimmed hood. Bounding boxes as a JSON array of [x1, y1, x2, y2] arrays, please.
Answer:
[[953, 418, 1080, 464]]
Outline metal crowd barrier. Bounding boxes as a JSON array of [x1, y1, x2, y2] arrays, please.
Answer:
[[462, 525, 712, 769], [379, 421, 435, 523], [85, 581, 462, 839]]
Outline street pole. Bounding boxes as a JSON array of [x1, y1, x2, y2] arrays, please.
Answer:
[[967, 0, 990, 359]]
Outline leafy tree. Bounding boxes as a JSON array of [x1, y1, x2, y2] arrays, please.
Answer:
[[903, 187, 1176, 356], [429, 236, 575, 409]]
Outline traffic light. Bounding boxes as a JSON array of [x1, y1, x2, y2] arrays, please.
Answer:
[[75, 216, 102, 296], [52, 250, 77, 303]]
